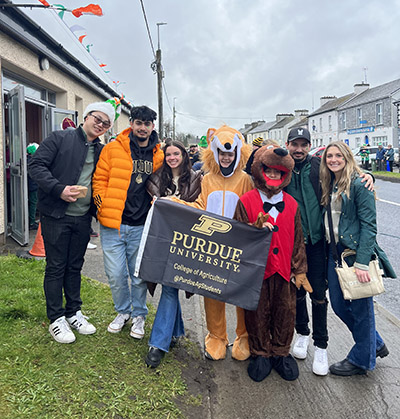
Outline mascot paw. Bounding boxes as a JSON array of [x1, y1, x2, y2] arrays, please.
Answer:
[[232, 335, 250, 361], [295, 274, 313, 293], [205, 333, 227, 360], [254, 212, 270, 229], [248, 356, 273, 382]]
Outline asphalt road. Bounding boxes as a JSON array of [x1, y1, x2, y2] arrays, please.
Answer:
[[374, 179, 400, 318]]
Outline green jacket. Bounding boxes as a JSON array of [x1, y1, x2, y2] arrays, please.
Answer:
[[325, 175, 396, 278]]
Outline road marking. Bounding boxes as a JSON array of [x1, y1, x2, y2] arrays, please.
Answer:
[[377, 198, 400, 207]]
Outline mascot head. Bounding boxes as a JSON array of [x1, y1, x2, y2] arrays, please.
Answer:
[[201, 125, 251, 177], [252, 145, 294, 198]]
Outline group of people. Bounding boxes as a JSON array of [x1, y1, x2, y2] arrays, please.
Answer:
[[376, 143, 395, 172], [28, 100, 395, 382]]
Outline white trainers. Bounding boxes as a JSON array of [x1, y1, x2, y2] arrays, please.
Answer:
[[66, 310, 96, 335], [130, 316, 145, 339], [87, 242, 97, 250], [49, 316, 76, 344], [108, 313, 130, 333], [293, 334, 310, 359], [313, 346, 329, 376]]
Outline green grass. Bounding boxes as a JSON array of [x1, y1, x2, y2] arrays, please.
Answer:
[[0, 255, 198, 418], [373, 171, 400, 178]]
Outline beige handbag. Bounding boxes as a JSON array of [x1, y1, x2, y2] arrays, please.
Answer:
[[335, 249, 385, 300]]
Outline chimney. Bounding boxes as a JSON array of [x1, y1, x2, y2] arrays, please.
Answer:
[[276, 113, 292, 122], [320, 96, 336, 106], [354, 82, 370, 95], [294, 109, 309, 118]]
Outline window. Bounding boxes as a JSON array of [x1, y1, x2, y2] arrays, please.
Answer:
[[328, 115, 332, 131], [355, 137, 361, 147], [340, 111, 346, 130], [373, 136, 388, 146], [319, 118, 323, 132], [312, 120, 316, 131], [376, 103, 383, 125], [357, 108, 362, 125]]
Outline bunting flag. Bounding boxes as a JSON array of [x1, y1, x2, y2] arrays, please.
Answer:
[[53, 3, 66, 19], [99, 63, 107, 67], [85, 43, 93, 52], [38, 0, 50, 6], [69, 24, 86, 33], [72, 4, 103, 17], [78, 34, 87, 43]]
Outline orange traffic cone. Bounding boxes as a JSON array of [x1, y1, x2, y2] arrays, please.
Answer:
[[29, 222, 46, 257]]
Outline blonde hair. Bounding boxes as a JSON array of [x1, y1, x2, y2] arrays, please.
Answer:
[[320, 141, 362, 207]]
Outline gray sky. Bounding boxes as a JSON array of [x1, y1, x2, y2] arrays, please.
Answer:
[[16, 0, 400, 136]]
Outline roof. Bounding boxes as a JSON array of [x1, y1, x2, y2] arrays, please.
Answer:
[[338, 79, 400, 109], [248, 120, 276, 134], [0, 0, 128, 106], [309, 93, 355, 117], [289, 117, 309, 129], [269, 115, 294, 130]]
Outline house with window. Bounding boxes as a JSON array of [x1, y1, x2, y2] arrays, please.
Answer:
[[337, 79, 400, 149], [268, 110, 308, 146], [0, 2, 129, 245], [247, 120, 275, 144], [239, 120, 265, 143], [308, 92, 359, 148]]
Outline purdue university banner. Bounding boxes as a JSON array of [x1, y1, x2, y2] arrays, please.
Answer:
[[135, 199, 272, 311]]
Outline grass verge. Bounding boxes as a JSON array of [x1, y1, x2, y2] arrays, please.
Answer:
[[0, 255, 205, 418], [373, 171, 400, 179]]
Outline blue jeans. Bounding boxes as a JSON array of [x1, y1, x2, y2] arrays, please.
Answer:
[[327, 246, 384, 370], [149, 285, 185, 352], [100, 224, 148, 318]]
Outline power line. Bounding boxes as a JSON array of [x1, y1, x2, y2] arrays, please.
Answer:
[[138, 0, 156, 59]]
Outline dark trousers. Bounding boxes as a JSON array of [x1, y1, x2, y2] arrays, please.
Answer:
[[295, 239, 329, 349], [28, 190, 38, 225], [41, 213, 91, 321], [245, 274, 297, 358]]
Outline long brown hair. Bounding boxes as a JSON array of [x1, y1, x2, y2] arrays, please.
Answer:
[[159, 141, 192, 197], [320, 141, 362, 207]]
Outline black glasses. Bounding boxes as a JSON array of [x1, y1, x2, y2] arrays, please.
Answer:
[[90, 114, 111, 129]]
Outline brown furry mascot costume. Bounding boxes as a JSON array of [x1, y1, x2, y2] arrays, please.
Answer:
[[172, 125, 253, 361], [234, 145, 310, 381]]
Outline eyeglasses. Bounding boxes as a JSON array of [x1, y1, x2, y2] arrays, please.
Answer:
[[90, 114, 111, 129]]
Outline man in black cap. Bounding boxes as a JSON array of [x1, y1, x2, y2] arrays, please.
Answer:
[[285, 127, 373, 376]]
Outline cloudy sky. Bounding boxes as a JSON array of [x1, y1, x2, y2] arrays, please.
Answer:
[[16, 0, 400, 136]]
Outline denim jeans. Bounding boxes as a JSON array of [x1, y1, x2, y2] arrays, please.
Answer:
[[327, 245, 384, 370], [296, 239, 329, 349], [100, 224, 148, 318], [40, 213, 91, 321], [149, 285, 185, 352]]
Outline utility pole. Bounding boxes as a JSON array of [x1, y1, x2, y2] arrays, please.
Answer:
[[173, 97, 177, 140], [156, 22, 167, 141]]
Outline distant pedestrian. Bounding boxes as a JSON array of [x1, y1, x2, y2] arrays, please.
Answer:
[[26, 142, 39, 230], [320, 141, 396, 376], [385, 144, 394, 172], [375, 143, 386, 172], [29, 100, 115, 343]]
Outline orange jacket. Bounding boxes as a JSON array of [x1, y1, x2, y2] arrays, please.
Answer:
[[92, 127, 163, 229]]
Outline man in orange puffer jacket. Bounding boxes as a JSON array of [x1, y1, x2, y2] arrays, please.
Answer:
[[93, 106, 164, 340]]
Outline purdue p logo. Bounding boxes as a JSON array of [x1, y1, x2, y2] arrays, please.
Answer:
[[191, 214, 232, 236]]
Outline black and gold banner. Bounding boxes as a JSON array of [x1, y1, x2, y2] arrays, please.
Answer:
[[135, 199, 272, 310]]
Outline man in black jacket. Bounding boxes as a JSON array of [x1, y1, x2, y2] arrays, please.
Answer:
[[29, 101, 115, 344]]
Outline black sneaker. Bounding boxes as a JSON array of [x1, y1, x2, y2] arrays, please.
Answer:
[[376, 344, 389, 359], [145, 347, 165, 368]]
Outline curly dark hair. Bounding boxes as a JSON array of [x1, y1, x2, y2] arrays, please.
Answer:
[[159, 141, 192, 197], [129, 105, 157, 122]]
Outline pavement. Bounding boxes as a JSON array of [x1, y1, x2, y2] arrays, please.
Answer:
[[2, 222, 400, 419]]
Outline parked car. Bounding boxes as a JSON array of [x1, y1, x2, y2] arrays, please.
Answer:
[[309, 146, 326, 158]]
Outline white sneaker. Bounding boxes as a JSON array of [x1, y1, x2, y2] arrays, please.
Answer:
[[130, 316, 145, 339], [108, 313, 130, 333], [66, 310, 96, 335], [313, 346, 329, 376], [293, 334, 310, 359], [49, 316, 76, 344], [87, 242, 97, 250]]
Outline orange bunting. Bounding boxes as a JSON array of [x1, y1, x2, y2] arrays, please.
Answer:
[[99, 63, 107, 67], [38, 0, 51, 6], [78, 34, 87, 43], [72, 4, 103, 18]]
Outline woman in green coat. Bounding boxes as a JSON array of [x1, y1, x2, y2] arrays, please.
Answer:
[[320, 141, 396, 376]]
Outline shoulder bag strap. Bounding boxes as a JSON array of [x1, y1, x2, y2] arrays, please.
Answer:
[[327, 200, 340, 263]]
